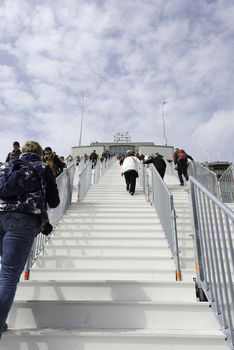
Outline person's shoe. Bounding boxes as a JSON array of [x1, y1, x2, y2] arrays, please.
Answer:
[[126, 185, 129, 191], [3, 323, 8, 332], [130, 192, 134, 195], [180, 183, 184, 186]]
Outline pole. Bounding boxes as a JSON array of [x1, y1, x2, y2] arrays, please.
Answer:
[[161, 101, 168, 146], [79, 93, 85, 147]]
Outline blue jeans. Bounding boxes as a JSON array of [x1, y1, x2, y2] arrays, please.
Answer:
[[0, 212, 40, 335]]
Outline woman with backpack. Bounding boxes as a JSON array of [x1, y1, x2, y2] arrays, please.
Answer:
[[174, 148, 194, 186], [0, 140, 60, 338]]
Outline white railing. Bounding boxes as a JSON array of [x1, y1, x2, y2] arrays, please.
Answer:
[[24, 156, 117, 279], [190, 176, 234, 349], [142, 165, 151, 202], [78, 161, 92, 202], [79, 156, 117, 201], [143, 164, 181, 280], [165, 159, 177, 176], [219, 164, 234, 203], [188, 162, 221, 199], [24, 162, 76, 279]]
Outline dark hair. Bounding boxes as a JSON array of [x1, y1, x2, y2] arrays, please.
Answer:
[[44, 147, 52, 152], [13, 141, 20, 146]]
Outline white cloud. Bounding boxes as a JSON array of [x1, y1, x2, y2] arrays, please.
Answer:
[[0, 0, 233, 162], [192, 110, 234, 161]]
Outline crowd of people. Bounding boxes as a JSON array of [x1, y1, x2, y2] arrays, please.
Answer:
[[2, 141, 67, 178], [76, 150, 113, 168], [119, 148, 194, 194]]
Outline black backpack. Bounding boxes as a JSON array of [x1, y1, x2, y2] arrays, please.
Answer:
[[0, 159, 41, 198]]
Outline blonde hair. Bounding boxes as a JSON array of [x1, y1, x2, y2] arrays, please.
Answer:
[[22, 140, 43, 157]]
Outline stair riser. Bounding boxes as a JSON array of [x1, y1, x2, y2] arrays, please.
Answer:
[[34, 258, 174, 269], [28, 270, 176, 281], [8, 302, 220, 330], [67, 209, 155, 213], [1, 335, 228, 350], [43, 247, 172, 257], [59, 224, 163, 230], [65, 213, 158, 218], [61, 218, 161, 224], [15, 282, 196, 302], [54, 231, 162, 238], [50, 238, 169, 247]]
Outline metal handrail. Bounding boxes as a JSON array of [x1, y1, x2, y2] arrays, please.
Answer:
[[24, 162, 76, 279], [137, 161, 144, 187], [78, 161, 92, 202], [189, 176, 234, 349], [142, 165, 151, 202], [146, 165, 181, 280], [79, 156, 117, 201], [165, 159, 177, 176], [24, 157, 117, 279], [218, 164, 234, 203], [188, 162, 221, 199]]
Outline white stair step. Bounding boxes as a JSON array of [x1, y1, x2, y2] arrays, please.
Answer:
[[65, 212, 157, 218], [59, 223, 163, 230], [50, 236, 168, 249], [48, 237, 170, 247], [66, 208, 155, 213], [61, 217, 161, 224], [59, 222, 164, 233], [15, 280, 196, 302], [54, 229, 162, 238], [34, 256, 174, 269], [1, 329, 229, 350], [43, 246, 172, 257], [28, 269, 176, 281], [8, 301, 221, 331]]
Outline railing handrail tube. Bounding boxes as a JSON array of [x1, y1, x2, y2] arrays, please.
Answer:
[[189, 176, 234, 348], [24, 162, 76, 278], [189, 162, 221, 199], [190, 176, 234, 217], [149, 165, 181, 280], [218, 163, 234, 203], [218, 163, 234, 182]]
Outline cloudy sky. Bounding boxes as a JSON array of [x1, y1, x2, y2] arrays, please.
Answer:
[[0, 0, 233, 162]]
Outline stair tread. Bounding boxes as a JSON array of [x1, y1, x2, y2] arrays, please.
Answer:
[[4, 328, 225, 337]]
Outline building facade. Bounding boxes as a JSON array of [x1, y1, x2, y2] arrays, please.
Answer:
[[71, 140, 174, 162]]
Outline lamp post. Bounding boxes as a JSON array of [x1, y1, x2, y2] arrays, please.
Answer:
[[79, 93, 86, 147], [161, 100, 169, 146]]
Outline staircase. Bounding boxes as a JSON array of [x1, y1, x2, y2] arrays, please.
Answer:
[[1, 162, 229, 349]]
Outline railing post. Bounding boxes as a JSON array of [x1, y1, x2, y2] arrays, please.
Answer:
[[190, 181, 205, 283], [170, 196, 182, 281]]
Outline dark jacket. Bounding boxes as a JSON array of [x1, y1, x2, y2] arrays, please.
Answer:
[[90, 152, 98, 162], [177, 154, 193, 169], [144, 156, 166, 178], [144, 156, 166, 171], [6, 150, 22, 162], [0, 152, 60, 220]]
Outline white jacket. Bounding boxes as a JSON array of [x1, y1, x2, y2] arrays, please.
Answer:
[[121, 156, 140, 174]]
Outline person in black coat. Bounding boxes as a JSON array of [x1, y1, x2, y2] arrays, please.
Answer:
[[144, 153, 166, 179], [90, 150, 98, 168], [5, 141, 22, 162]]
